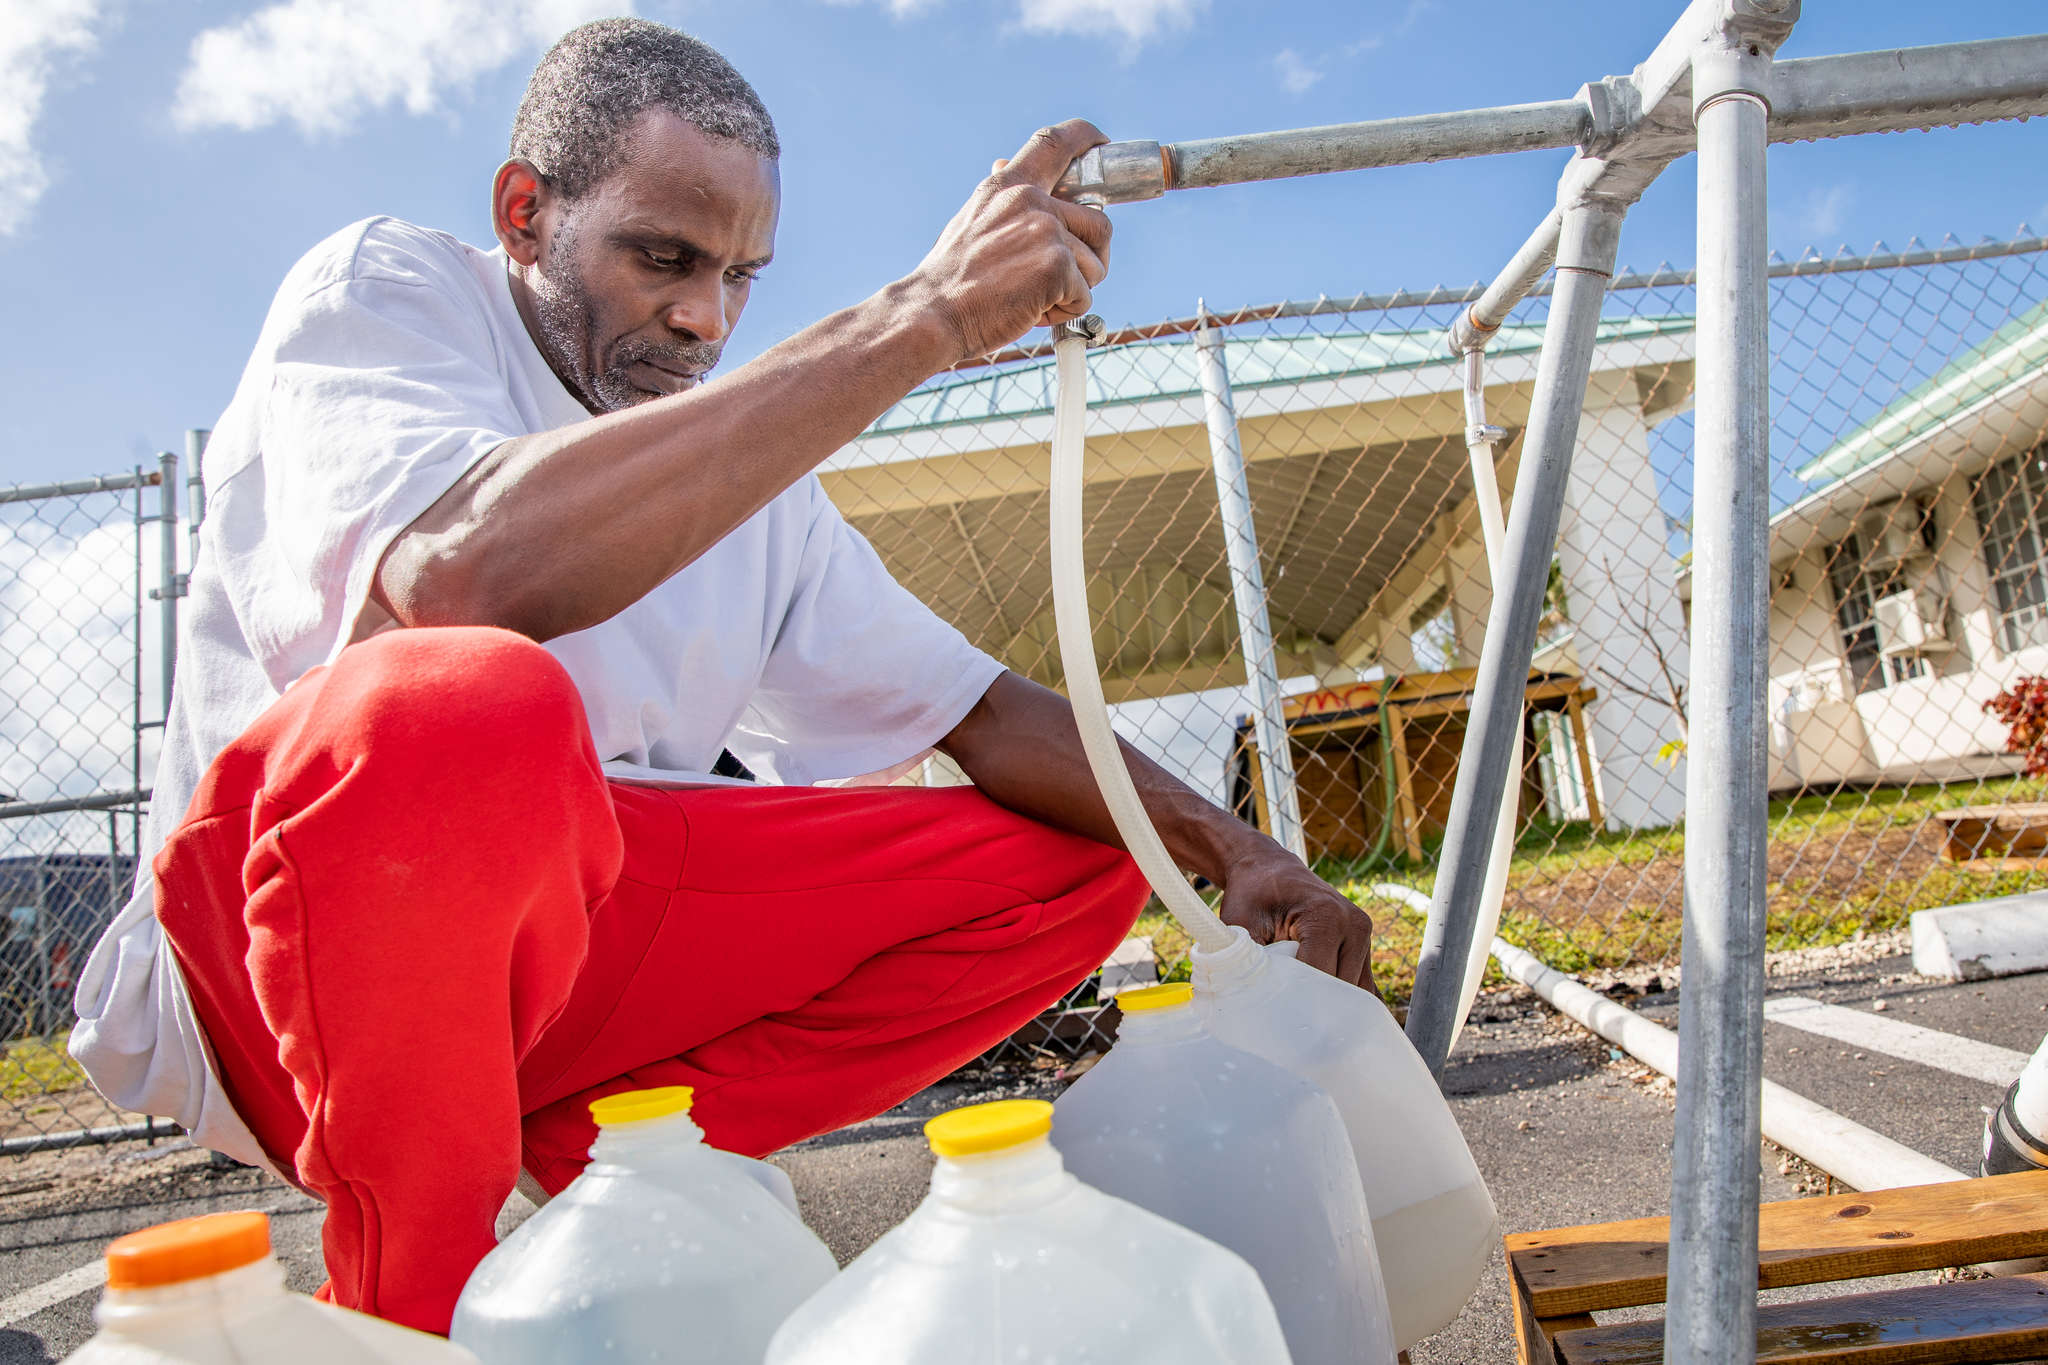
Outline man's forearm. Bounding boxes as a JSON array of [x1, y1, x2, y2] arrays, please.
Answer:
[[374, 281, 953, 642], [937, 671, 1283, 888]]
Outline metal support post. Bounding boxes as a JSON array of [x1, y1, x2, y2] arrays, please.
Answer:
[[185, 428, 209, 573], [1664, 33, 1779, 1365], [152, 451, 181, 722], [1405, 201, 1624, 1076], [1194, 311, 1306, 861]]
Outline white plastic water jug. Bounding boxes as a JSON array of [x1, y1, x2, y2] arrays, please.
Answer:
[[1194, 928, 1500, 1348], [1055, 982, 1398, 1365], [764, 1098, 1294, 1365], [450, 1086, 836, 1365], [65, 1211, 478, 1364]]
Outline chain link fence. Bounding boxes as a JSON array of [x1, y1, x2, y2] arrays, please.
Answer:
[[0, 468, 179, 1148], [826, 232, 2048, 1064], [5, 233, 2046, 1118]]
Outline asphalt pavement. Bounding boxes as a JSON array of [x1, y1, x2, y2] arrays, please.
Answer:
[[1, 946, 2038, 1363]]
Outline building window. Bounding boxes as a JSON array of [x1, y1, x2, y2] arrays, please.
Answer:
[[1825, 534, 1929, 693], [1972, 446, 2048, 653]]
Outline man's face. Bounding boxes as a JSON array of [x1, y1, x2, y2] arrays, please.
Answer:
[[526, 110, 780, 413]]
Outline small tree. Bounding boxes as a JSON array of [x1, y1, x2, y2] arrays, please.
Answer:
[[1985, 675, 2048, 778]]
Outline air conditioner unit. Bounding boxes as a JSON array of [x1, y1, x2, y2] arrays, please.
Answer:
[[1874, 587, 1952, 656], [1861, 499, 1935, 571]]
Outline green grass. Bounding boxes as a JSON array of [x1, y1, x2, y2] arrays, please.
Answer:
[[1119, 773, 2048, 1005], [1, 1034, 89, 1101]]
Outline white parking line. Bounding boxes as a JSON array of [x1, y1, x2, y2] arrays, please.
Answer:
[[0, 1259, 105, 1329], [1764, 995, 2031, 1087]]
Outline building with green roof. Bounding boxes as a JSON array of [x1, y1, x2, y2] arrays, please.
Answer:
[[821, 309, 1701, 832]]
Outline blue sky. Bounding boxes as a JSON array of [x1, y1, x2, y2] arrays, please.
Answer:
[[3, 0, 2045, 489]]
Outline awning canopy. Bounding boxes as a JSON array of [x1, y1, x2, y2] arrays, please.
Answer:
[[824, 316, 1696, 702]]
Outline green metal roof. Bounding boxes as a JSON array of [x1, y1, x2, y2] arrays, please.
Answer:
[[1796, 297, 2048, 487], [864, 315, 1699, 438]]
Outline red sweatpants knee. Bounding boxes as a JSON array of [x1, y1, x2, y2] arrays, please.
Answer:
[[158, 631, 1148, 1336], [159, 627, 621, 1334]]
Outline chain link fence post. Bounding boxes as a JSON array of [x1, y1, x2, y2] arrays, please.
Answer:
[[1195, 307, 1306, 862]]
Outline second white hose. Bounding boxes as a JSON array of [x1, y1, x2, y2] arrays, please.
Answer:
[[1450, 346, 1523, 1051], [1049, 333, 1236, 954]]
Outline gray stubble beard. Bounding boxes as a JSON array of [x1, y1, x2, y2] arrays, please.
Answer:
[[530, 218, 724, 413]]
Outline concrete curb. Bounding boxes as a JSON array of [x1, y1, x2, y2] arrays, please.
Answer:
[[1911, 894, 2048, 981]]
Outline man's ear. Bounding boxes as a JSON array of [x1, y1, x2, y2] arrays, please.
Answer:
[[492, 159, 551, 267]]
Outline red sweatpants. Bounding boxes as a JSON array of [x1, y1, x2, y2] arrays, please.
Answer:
[[154, 627, 1146, 1335]]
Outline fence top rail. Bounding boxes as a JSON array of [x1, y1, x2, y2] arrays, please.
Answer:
[[946, 233, 2048, 373], [0, 470, 163, 506]]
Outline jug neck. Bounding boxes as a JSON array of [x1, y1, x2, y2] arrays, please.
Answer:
[[588, 1108, 707, 1168], [96, 1257, 287, 1333], [1111, 999, 1209, 1044], [929, 1135, 1075, 1214], [1189, 924, 1274, 998]]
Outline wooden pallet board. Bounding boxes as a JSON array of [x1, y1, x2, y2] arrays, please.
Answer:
[[1508, 1170, 2048, 1319], [1549, 1272, 2048, 1365]]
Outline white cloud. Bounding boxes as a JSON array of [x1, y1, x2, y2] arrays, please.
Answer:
[[0, 0, 105, 237], [1272, 48, 1322, 95], [0, 511, 150, 822], [1803, 183, 1852, 240], [1015, 0, 1204, 47], [173, 0, 626, 137]]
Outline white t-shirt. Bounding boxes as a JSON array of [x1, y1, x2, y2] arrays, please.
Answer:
[[69, 217, 1004, 1168]]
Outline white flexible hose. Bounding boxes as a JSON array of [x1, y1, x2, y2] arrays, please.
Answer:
[[1448, 347, 1523, 1051], [1050, 333, 1236, 953]]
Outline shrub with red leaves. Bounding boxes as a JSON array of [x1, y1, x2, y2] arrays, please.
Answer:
[[1985, 675, 2048, 778]]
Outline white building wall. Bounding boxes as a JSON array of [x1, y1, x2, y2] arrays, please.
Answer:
[[1555, 389, 1690, 830], [1930, 480, 2000, 674], [1765, 550, 1876, 788], [1760, 479, 2030, 788]]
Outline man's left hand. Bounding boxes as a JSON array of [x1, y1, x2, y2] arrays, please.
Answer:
[[1217, 852, 1380, 995]]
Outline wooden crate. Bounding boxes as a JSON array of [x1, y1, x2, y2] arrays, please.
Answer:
[[1936, 803, 2048, 861], [1507, 1169, 2048, 1364]]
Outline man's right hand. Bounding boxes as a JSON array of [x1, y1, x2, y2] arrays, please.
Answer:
[[907, 120, 1115, 364]]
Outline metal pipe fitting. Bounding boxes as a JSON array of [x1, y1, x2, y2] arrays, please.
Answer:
[[1052, 313, 1108, 345], [1054, 142, 1168, 207]]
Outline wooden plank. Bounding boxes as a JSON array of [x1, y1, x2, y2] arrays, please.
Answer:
[[1512, 1257, 1593, 1365], [1551, 1271, 2048, 1365], [1246, 746, 1274, 838], [1507, 1170, 2048, 1318], [1386, 703, 1424, 864], [1566, 691, 1602, 829]]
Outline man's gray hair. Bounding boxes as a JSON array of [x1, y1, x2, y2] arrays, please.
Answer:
[[511, 18, 779, 199]]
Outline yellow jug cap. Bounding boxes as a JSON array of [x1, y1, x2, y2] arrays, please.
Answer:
[[1116, 981, 1194, 1012], [106, 1211, 270, 1289], [924, 1099, 1054, 1158], [590, 1085, 695, 1127]]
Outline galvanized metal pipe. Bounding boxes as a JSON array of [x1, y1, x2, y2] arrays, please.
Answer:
[[156, 451, 180, 724], [1664, 45, 1776, 1365], [1056, 100, 1591, 204], [1194, 315, 1306, 861], [0, 470, 160, 505], [1449, 208, 1563, 354], [0, 1116, 181, 1157], [0, 789, 150, 821], [185, 428, 209, 573], [1444, 32, 2048, 358], [1405, 201, 1624, 1077], [1170, 100, 1592, 190], [1771, 34, 2048, 143]]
